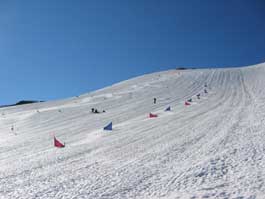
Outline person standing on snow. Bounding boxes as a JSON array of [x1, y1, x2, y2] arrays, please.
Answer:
[[153, 98, 157, 104]]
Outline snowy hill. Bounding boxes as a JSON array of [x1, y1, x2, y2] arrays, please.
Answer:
[[1, 63, 265, 198]]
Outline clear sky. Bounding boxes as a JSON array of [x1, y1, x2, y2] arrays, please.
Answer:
[[0, 0, 265, 104]]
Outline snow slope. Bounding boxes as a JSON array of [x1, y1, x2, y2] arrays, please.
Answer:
[[1, 63, 265, 198]]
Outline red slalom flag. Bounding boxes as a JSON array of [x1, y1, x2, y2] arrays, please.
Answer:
[[185, 101, 191, 106], [54, 136, 65, 148], [149, 113, 158, 118]]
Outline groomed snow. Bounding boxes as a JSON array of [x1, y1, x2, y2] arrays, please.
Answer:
[[1, 63, 265, 198]]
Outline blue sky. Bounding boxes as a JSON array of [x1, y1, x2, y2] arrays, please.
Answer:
[[0, 0, 265, 104]]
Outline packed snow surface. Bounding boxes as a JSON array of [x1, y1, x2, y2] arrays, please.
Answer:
[[1, 63, 265, 198]]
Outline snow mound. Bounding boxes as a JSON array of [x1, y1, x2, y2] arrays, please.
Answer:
[[1, 63, 265, 198]]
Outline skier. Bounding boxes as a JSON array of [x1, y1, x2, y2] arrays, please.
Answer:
[[154, 98, 157, 104]]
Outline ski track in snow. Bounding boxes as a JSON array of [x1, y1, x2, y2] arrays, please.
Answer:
[[1, 65, 265, 198]]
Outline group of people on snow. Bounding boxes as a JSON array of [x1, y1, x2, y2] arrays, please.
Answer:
[[91, 108, 105, 114]]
